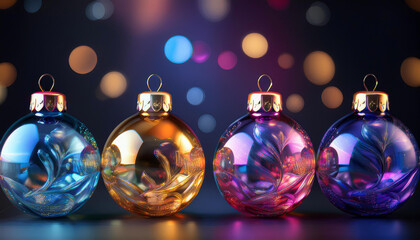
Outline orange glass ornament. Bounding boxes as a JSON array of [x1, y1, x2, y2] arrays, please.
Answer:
[[101, 74, 205, 216]]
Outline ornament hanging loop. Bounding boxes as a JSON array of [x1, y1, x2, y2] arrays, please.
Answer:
[[38, 73, 55, 92], [257, 74, 273, 92], [147, 74, 163, 92], [363, 73, 378, 91]]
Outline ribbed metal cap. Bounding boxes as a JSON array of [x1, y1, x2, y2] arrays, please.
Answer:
[[136, 74, 172, 113], [29, 74, 67, 112], [247, 74, 283, 113], [352, 74, 389, 113], [247, 92, 282, 113]]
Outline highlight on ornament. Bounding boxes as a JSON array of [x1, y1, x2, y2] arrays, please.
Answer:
[[0, 73, 101, 217], [213, 74, 315, 217], [101, 74, 205, 216], [317, 74, 420, 216]]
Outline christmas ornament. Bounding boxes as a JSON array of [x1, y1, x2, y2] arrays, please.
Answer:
[[213, 74, 315, 217], [101, 74, 205, 216], [0, 74, 100, 217], [317, 74, 420, 216]]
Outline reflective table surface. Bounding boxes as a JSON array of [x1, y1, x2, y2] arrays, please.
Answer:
[[0, 179, 418, 240], [0, 212, 418, 240]]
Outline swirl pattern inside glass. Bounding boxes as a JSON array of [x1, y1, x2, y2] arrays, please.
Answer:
[[0, 112, 100, 217], [317, 112, 420, 216], [213, 113, 315, 216], [101, 113, 205, 216]]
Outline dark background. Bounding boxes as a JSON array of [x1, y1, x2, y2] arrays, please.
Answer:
[[0, 0, 419, 239]]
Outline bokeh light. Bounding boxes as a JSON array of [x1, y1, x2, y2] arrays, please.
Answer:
[[277, 53, 294, 69], [0, 62, 17, 87], [321, 86, 343, 109], [86, 1, 106, 20], [405, 0, 420, 12], [304, 51, 335, 85], [198, 114, 216, 133], [286, 94, 304, 113], [164, 35, 193, 64], [218, 51, 237, 70], [187, 87, 205, 105], [192, 41, 211, 63], [86, 0, 113, 21], [126, 0, 170, 33], [0, 0, 17, 9], [267, 0, 290, 10], [401, 57, 420, 87], [242, 33, 268, 58], [24, 0, 42, 13], [99, 0, 113, 19], [306, 1, 330, 26], [100, 71, 127, 98], [198, 0, 230, 22], [0, 86, 7, 105], [68, 45, 97, 74]]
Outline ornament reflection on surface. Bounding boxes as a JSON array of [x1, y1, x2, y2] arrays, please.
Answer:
[[0, 74, 100, 217], [102, 74, 205, 216], [317, 74, 420, 216], [213, 74, 315, 217]]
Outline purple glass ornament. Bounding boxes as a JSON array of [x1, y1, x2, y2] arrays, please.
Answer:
[[213, 75, 315, 217], [317, 74, 420, 216]]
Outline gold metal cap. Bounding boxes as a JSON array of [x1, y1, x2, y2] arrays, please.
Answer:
[[137, 74, 172, 113], [352, 74, 389, 113], [29, 74, 67, 112], [247, 74, 283, 113]]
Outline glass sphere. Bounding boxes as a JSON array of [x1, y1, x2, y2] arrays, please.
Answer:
[[213, 113, 315, 216], [0, 112, 100, 217], [317, 112, 420, 216], [101, 113, 205, 216]]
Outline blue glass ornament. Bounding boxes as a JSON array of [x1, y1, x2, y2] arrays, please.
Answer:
[[317, 74, 420, 216], [0, 74, 100, 217]]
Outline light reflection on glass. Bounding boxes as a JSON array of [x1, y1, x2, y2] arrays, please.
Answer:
[[111, 130, 143, 165], [225, 133, 254, 166], [317, 112, 420, 216], [102, 113, 205, 216], [0, 112, 100, 217], [214, 113, 315, 216]]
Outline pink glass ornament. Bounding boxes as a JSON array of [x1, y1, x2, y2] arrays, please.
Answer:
[[213, 75, 315, 216]]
